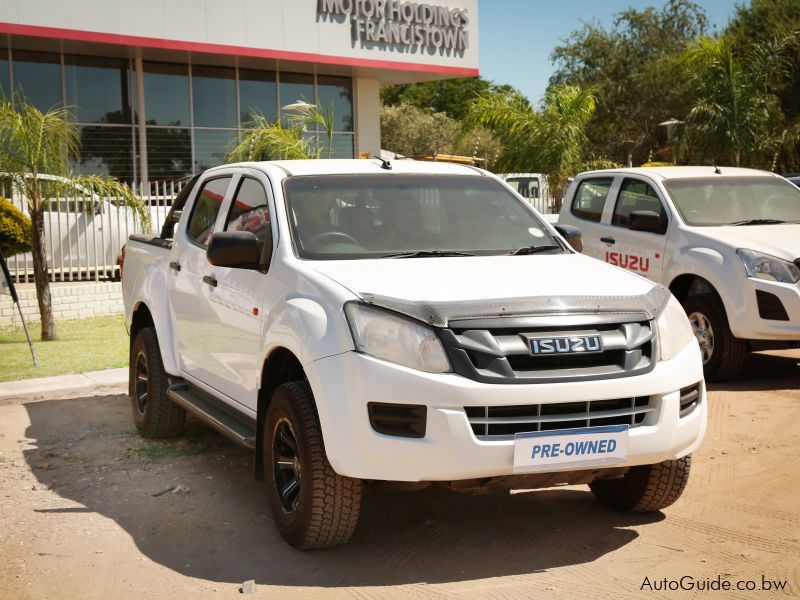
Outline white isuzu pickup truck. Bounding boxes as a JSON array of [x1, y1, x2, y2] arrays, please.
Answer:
[[121, 159, 705, 549], [557, 166, 800, 381]]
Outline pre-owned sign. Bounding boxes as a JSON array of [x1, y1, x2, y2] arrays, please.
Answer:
[[319, 0, 470, 51]]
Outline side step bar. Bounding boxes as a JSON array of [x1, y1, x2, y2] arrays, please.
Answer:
[[167, 382, 256, 450]]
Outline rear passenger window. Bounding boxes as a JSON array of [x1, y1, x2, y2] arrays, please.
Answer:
[[571, 178, 613, 222], [187, 177, 231, 247], [225, 177, 271, 253], [612, 178, 666, 227]]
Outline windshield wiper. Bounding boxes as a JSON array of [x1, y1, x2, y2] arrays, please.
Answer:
[[380, 250, 476, 258], [730, 219, 788, 226], [508, 244, 562, 256]]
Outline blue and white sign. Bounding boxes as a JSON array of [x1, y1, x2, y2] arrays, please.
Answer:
[[512, 425, 629, 473]]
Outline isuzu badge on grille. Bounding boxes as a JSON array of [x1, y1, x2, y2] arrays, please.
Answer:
[[528, 335, 603, 355]]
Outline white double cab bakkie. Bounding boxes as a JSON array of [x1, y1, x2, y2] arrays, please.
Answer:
[[122, 159, 706, 549], [557, 166, 800, 381]]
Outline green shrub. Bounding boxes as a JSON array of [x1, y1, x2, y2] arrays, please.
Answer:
[[0, 197, 32, 257]]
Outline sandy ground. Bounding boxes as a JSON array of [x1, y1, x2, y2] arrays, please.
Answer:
[[0, 351, 799, 599]]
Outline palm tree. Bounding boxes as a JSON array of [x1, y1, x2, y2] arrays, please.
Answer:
[[0, 97, 148, 341], [467, 84, 597, 208], [682, 30, 799, 167], [227, 103, 337, 162]]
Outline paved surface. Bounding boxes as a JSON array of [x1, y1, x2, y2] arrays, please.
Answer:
[[0, 367, 127, 401], [0, 350, 798, 599]]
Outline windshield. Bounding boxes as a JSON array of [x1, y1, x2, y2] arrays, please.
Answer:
[[664, 177, 800, 226], [283, 174, 561, 260]]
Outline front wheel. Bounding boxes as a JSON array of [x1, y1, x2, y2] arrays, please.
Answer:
[[590, 455, 691, 512], [682, 294, 746, 382], [264, 381, 363, 549]]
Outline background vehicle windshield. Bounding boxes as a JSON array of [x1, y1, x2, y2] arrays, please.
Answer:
[[283, 174, 560, 260], [664, 177, 800, 226]]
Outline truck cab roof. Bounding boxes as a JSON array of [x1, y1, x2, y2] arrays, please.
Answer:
[[206, 158, 487, 178], [576, 166, 779, 181]]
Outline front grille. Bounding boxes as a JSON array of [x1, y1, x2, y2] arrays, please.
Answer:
[[679, 383, 701, 418], [465, 397, 652, 440], [440, 317, 656, 384]]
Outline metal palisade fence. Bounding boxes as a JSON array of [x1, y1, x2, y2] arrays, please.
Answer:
[[1, 178, 184, 284]]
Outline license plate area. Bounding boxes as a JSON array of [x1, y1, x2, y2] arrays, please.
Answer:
[[512, 425, 629, 473]]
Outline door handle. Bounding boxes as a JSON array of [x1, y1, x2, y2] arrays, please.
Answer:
[[169, 261, 181, 272], [202, 275, 217, 287], [600, 237, 616, 245]]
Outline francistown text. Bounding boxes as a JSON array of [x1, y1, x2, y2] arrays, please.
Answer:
[[319, 0, 470, 51]]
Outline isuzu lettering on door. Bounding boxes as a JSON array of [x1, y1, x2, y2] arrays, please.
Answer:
[[122, 160, 705, 549]]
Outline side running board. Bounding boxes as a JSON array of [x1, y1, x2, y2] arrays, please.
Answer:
[[167, 382, 256, 450]]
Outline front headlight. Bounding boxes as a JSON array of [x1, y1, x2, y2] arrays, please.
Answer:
[[344, 303, 451, 373], [656, 295, 695, 361], [736, 248, 800, 284]]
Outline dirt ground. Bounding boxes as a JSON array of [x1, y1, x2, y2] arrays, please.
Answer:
[[1, 351, 799, 599]]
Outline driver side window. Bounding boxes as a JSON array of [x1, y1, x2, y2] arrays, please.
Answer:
[[612, 178, 666, 229], [225, 177, 271, 260]]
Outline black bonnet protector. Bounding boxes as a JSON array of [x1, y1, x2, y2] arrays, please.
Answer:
[[358, 285, 672, 327]]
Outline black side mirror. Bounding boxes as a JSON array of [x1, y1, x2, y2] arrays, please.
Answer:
[[207, 231, 260, 268], [554, 223, 583, 253], [629, 210, 666, 234]]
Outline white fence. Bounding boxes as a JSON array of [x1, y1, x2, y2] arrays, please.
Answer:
[[3, 179, 184, 284]]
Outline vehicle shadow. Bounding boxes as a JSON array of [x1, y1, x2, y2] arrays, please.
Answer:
[[707, 349, 800, 393], [22, 394, 662, 588]]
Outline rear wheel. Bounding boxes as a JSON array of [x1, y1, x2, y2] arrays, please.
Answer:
[[682, 294, 746, 382], [264, 381, 363, 549], [590, 455, 692, 512], [129, 327, 185, 438]]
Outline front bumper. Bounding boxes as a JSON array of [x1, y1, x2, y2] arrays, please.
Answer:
[[730, 279, 800, 341], [305, 340, 707, 482]]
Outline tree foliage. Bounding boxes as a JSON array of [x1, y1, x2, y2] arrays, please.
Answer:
[[0, 197, 31, 257]]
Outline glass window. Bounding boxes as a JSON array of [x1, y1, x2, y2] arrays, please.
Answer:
[[226, 177, 271, 258], [612, 178, 666, 228], [571, 177, 613, 222], [279, 72, 314, 126], [75, 126, 135, 181], [283, 174, 560, 260], [0, 49, 9, 99], [11, 50, 62, 112], [316, 75, 353, 132], [143, 62, 189, 126], [239, 69, 277, 124], [194, 129, 237, 171], [65, 55, 131, 124], [663, 177, 800, 226], [192, 65, 236, 128], [145, 127, 192, 181], [506, 177, 540, 199], [187, 176, 231, 246], [316, 133, 355, 159]]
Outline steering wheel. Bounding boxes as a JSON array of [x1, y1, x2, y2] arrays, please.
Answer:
[[307, 231, 360, 248]]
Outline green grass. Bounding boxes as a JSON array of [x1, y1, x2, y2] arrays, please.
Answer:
[[0, 315, 128, 382]]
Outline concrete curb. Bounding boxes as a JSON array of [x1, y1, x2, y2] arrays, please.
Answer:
[[0, 367, 128, 401]]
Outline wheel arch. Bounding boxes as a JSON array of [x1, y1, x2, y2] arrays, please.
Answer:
[[255, 346, 306, 480], [668, 273, 721, 304]]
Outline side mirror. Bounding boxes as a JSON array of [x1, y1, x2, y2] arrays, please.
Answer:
[[554, 223, 583, 253], [207, 231, 260, 268], [629, 210, 665, 234]]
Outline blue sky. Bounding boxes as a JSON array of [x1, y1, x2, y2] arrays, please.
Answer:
[[478, 0, 741, 104]]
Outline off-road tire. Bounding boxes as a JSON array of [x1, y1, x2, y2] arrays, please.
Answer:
[[682, 294, 747, 382], [590, 455, 692, 512], [264, 381, 363, 549], [129, 327, 185, 438]]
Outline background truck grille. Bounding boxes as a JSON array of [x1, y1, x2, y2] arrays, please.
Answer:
[[440, 317, 656, 384], [465, 397, 652, 440]]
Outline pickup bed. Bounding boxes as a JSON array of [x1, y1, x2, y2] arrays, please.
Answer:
[[122, 159, 705, 549]]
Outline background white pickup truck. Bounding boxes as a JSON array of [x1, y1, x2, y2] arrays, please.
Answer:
[[557, 166, 800, 380], [122, 159, 705, 549]]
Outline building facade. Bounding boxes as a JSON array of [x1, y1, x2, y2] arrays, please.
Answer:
[[0, 0, 478, 185]]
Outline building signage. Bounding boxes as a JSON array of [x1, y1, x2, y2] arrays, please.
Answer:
[[319, 0, 469, 51]]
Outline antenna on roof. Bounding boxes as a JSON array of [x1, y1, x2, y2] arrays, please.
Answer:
[[712, 162, 722, 175], [374, 155, 392, 170]]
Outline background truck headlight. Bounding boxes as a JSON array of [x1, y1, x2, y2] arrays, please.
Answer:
[[736, 248, 800, 284], [657, 295, 695, 361], [345, 303, 451, 373]]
